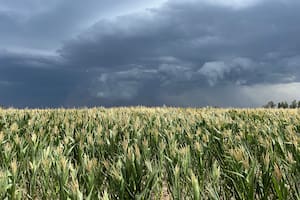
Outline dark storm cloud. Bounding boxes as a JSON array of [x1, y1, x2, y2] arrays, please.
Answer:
[[60, 0, 300, 68], [0, 50, 91, 108], [0, 0, 165, 50], [2, 0, 300, 107], [57, 0, 300, 106]]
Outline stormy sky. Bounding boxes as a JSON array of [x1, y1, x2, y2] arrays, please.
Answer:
[[1, 0, 300, 108]]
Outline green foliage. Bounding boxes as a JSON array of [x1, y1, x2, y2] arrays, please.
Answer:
[[0, 107, 299, 199]]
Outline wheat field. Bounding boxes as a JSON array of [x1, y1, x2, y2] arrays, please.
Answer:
[[0, 107, 299, 199]]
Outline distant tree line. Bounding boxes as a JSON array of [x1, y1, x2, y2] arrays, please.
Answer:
[[263, 100, 300, 108]]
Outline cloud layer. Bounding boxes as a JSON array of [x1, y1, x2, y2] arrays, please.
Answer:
[[1, 0, 300, 107]]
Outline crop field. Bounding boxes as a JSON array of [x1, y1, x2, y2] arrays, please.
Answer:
[[0, 107, 300, 199]]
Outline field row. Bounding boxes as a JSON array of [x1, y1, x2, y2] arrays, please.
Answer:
[[0, 108, 300, 199]]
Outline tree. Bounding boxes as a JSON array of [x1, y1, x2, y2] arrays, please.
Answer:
[[298, 101, 300, 108], [278, 101, 288, 109], [290, 100, 297, 108], [264, 101, 276, 108], [282, 101, 289, 109]]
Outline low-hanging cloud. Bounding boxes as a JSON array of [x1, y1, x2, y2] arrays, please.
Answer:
[[1, 0, 300, 107], [56, 0, 300, 106], [198, 57, 254, 86]]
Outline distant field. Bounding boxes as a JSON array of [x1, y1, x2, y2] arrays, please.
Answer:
[[0, 107, 299, 199]]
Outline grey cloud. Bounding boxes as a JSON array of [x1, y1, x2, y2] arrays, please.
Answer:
[[0, 51, 90, 108], [198, 57, 253, 86], [2, 0, 300, 107], [56, 0, 300, 107], [160, 82, 300, 108], [92, 68, 156, 100], [0, 0, 166, 50], [0, 50, 61, 70], [284, 56, 300, 68], [60, 0, 300, 72], [89, 64, 199, 102]]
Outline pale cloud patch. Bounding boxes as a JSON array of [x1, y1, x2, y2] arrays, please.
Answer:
[[198, 57, 253, 86], [160, 82, 300, 107], [92, 68, 157, 100], [241, 82, 300, 105], [172, 0, 264, 9], [203, 0, 262, 8], [0, 80, 12, 86]]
